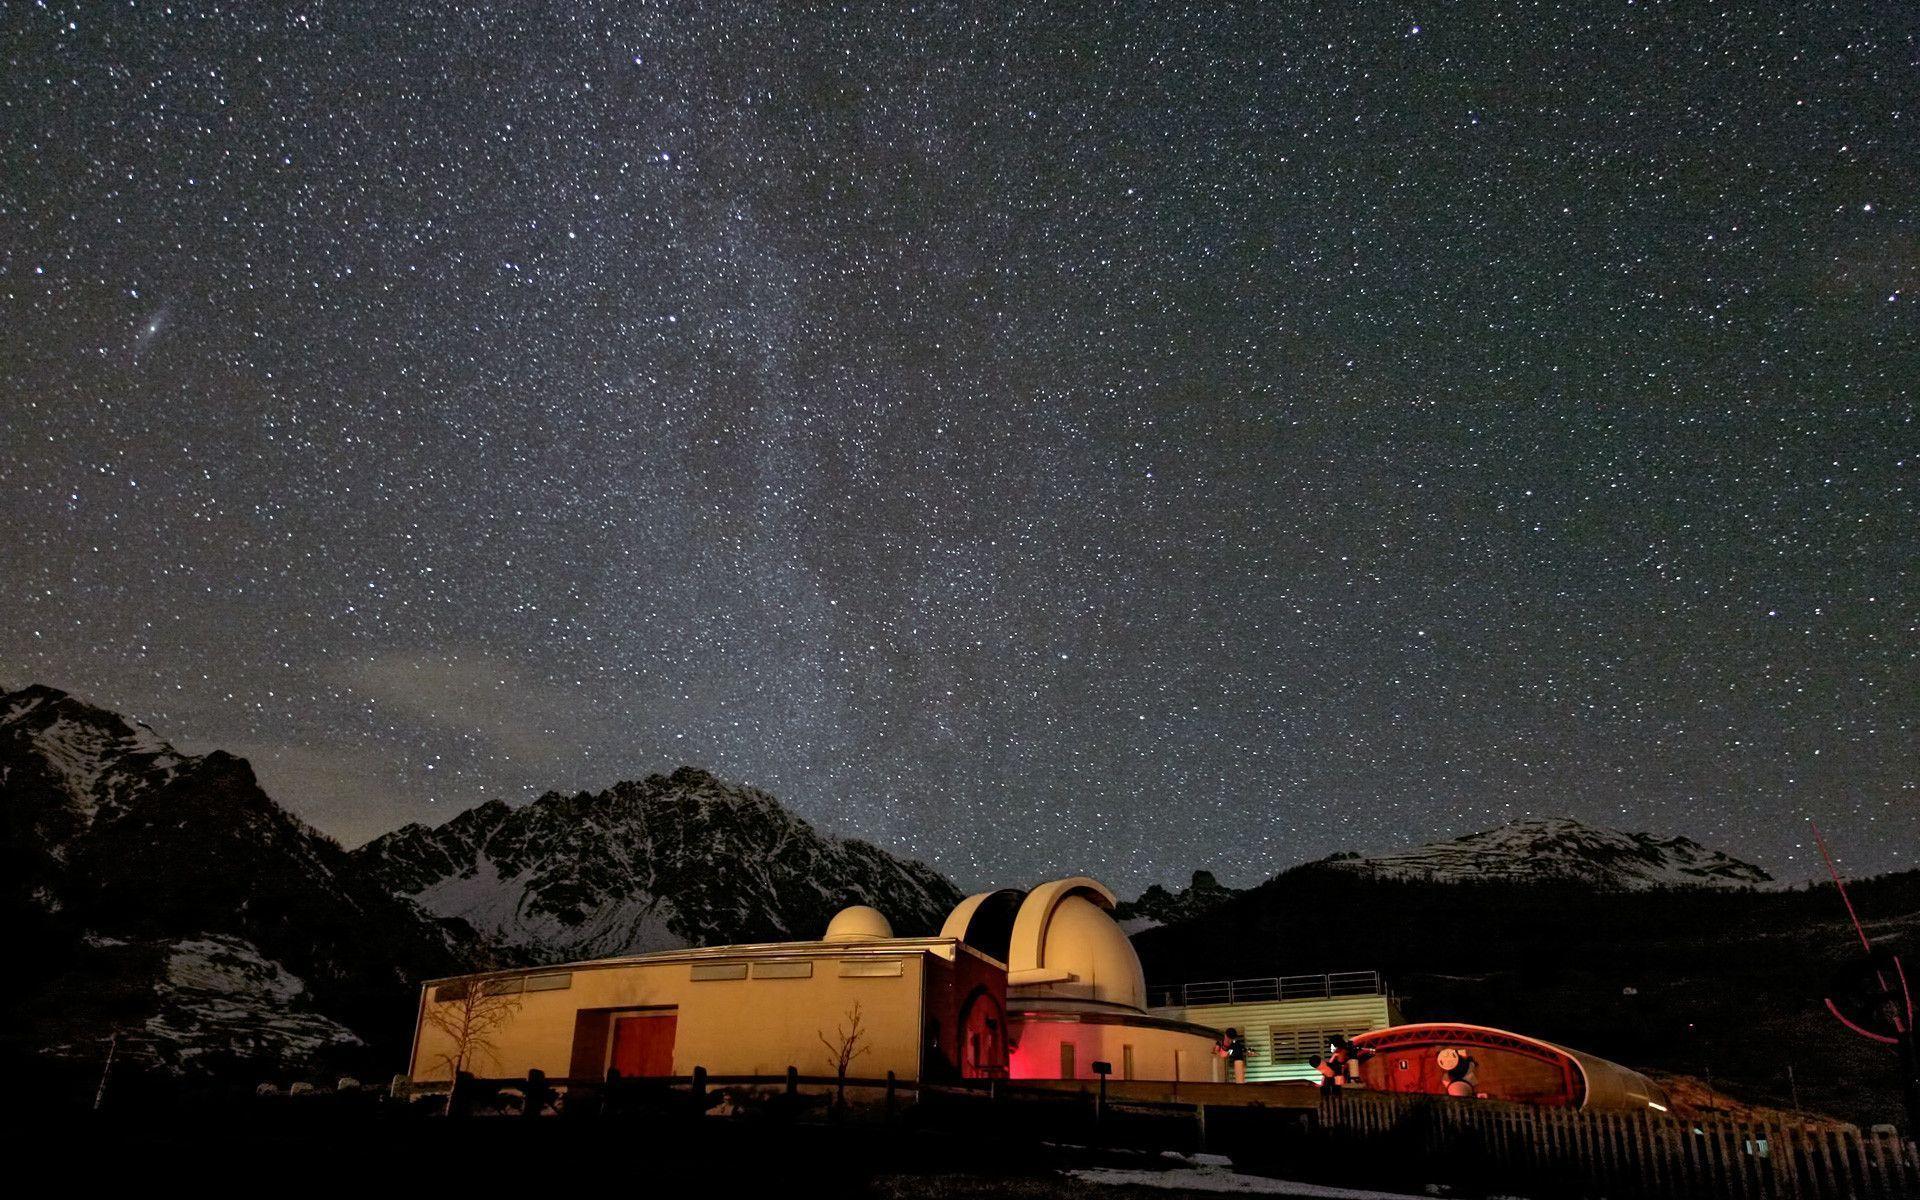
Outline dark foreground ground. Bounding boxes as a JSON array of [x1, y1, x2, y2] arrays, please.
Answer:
[[0, 1101, 1429, 1198]]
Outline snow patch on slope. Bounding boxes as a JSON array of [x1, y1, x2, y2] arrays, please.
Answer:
[[413, 858, 688, 960], [2, 689, 185, 824], [143, 935, 362, 1071]]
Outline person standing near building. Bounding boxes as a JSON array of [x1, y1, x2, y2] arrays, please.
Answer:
[[1223, 1028, 1248, 1083], [1310, 1052, 1340, 1103], [1327, 1034, 1371, 1088]]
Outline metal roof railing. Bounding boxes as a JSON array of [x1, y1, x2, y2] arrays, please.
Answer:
[[1149, 970, 1384, 1009]]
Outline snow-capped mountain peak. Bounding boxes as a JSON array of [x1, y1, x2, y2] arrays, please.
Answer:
[[1318, 816, 1772, 890], [2, 684, 186, 831], [353, 765, 963, 961], [4, 683, 470, 1083]]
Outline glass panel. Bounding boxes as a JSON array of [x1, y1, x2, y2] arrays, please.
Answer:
[[751, 960, 814, 979], [838, 959, 904, 977]]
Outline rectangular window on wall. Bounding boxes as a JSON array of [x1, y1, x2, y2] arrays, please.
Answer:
[[1270, 1026, 1366, 1064], [1059, 1042, 1076, 1079], [1269, 1027, 1318, 1063], [752, 960, 814, 979], [838, 959, 904, 977], [690, 963, 748, 981], [1122, 1045, 1135, 1081]]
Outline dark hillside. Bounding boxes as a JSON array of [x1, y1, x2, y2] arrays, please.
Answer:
[[1133, 865, 1920, 1128]]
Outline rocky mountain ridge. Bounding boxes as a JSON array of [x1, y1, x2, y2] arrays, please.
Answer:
[[3, 684, 962, 1096], [353, 766, 962, 961], [1313, 816, 1773, 890], [2, 685, 467, 1085]]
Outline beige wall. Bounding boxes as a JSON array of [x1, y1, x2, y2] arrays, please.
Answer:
[[1008, 1018, 1220, 1084], [411, 953, 931, 1083]]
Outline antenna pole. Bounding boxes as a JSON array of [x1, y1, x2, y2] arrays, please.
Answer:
[[1811, 820, 1874, 955]]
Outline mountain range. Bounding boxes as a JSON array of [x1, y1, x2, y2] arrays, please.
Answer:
[[354, 768, 961, 961], [1132, 858, 1918, 1129], [0, 685, 955, 1095], [9, 683, 1905, 1126], [1113, 869, 1246, 931], [1315, 816, 1773, 890], [3, 684, 469, 1085], [1113, 819, 1773, 933]]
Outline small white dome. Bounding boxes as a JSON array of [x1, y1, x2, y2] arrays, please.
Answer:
[[823, 905, 894, 942]]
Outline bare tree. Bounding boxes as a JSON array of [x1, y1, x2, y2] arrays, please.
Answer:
[[817, 1000, 871, 1106], [424, 978, 522, 1111]]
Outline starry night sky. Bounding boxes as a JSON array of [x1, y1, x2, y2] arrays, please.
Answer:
[[3, 2, 1915, 892]]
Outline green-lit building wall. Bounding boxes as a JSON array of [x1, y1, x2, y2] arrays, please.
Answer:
[[1148, 992, 1401, 1083]]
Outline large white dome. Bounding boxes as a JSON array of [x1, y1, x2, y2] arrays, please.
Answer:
[[1033, 892, 1147, 1010], [962, 876, 1149, 1011]]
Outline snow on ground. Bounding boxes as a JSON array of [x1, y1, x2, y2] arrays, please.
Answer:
[[1068, 1153, 1520, 1200]]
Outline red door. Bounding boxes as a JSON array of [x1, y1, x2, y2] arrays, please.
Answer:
[[609, 1012, 677, 1077]]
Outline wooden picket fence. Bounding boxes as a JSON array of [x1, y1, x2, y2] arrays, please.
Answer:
[[1316, 1090, 1920, 1200], [386, 1069, 1920, 1197]]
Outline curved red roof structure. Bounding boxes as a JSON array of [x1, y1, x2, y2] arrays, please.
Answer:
[[1350, 1022, 1670, 1113]]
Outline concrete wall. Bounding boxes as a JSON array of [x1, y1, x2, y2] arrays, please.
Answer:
[[410, 951, 934, 1083], [1150, 993, 1398, 1082], [1008, 1017, 1221, 1084]]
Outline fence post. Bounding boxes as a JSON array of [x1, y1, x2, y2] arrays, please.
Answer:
[[1864, 1126, 1892, 1200], [1637, 1111, 1664, 1199], [1195, 1103, 1208, 1153], [1821, 1128, 1850, 1197], [523, 1068, 546, 1118], [787, 1065, 799, 1097], [1766, 1122, 1798, 1200], [1840, 1127, 1870, 1199], [885, 1071, 897, 1123], [692, 1065, 707, 1110]]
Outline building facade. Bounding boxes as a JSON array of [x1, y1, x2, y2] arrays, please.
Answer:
[[408, 909, 1006, 1085], [944, 877, 1223, 1082], [1149, 971, 1401, 1083], [407, 877, 1220, 1088]]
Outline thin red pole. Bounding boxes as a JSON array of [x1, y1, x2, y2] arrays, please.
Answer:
[[1810, 819, 1874, 955]]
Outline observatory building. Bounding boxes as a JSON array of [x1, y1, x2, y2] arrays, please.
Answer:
[[941, 877, 1223, 1082], [406, 876, 1221, 1087]]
